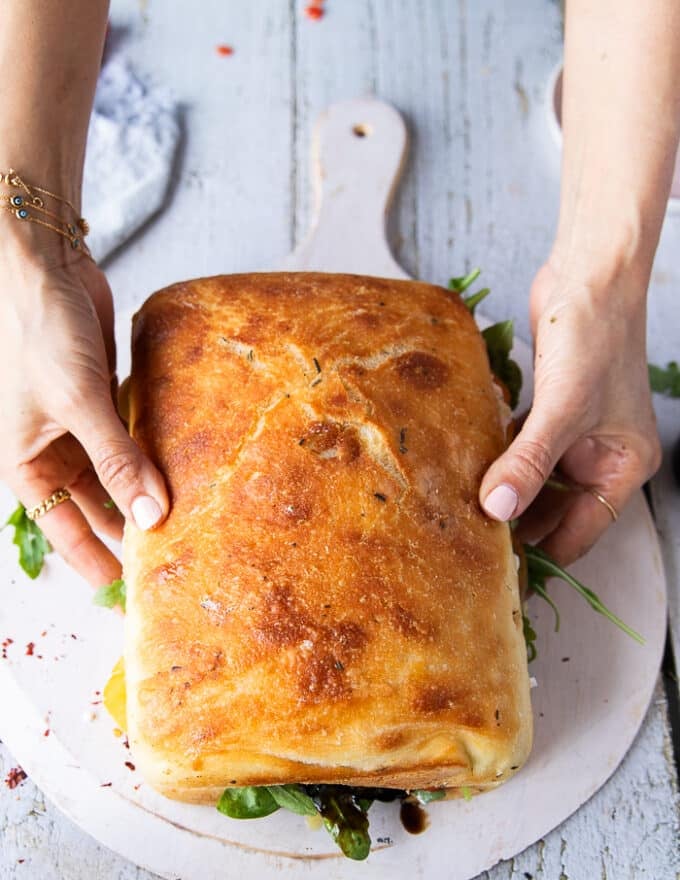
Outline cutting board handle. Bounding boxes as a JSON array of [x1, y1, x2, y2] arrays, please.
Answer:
[[282, 98, 410, 278]]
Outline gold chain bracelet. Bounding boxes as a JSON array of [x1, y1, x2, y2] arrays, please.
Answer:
[[0, 169, 92, 256]]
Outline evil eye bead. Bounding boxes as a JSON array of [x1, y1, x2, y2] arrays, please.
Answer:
[[67, 224, 76, 235], [16, 208, 29, 220], [71, 238, 80, 249], [10, 195, 23, 207]]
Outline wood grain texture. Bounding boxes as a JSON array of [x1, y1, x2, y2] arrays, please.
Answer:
[[1, 0, 678, 877]]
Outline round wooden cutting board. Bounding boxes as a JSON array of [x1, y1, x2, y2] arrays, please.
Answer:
[[0, 100, 667, 880]]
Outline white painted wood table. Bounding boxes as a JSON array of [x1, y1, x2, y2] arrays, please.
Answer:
[[1, 1, 678, 878]]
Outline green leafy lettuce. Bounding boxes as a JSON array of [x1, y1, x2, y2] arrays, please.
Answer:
[[5, 503, 51, 579]]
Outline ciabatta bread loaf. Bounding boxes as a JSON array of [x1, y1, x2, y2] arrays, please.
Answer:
[[123, 272, 532, 803]]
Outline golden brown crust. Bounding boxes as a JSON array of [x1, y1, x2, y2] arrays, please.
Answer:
[[123, 272, 532, 802]]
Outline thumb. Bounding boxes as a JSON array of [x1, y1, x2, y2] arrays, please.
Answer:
[[69, 395, 169, 531], [479, 406, 577, 522]]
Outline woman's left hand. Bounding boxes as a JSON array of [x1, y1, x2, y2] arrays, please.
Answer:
[[478, 259, 661, 565]]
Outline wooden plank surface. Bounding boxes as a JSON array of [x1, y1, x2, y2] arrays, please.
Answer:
[[1, 1, 678, 877]]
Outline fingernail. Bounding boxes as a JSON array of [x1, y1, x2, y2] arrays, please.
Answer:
[[131, 495, 162, 531], [483, 484, 519, 521]]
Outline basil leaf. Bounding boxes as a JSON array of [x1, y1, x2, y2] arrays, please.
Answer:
[[5, 503, 51, 580], [524, 545, 644, 645], [267, 784, 318, 816], [649, 361, 680, 397], [481, 320, 523, 409], [217, 786, 280, 819], [93, 578, 127, 613], [412, 788, 446, 804]]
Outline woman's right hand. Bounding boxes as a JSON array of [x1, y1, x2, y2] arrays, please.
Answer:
[[0, 240, 169, 588]]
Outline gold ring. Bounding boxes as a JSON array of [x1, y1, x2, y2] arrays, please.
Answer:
[[586, 488, 618, 522], [26, 488, 72, 521]]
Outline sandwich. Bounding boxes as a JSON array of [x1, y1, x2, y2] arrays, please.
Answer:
[[113, 271, 532, 858]]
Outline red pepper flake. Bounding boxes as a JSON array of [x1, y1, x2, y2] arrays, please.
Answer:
[[36, 655, 43, 660], [305, 4, 324, 19], [133, 783, 141, 791], [5, 767, 27, 789], [216, 44, 234, 57], [70, 634, 78, 640], [17, 859, 24, 864], [94, 690, 101, 696], [123, 736, 130, 750], [25, 642, 35, 656], [100, 782, 112, 788], [124, 761, 136, 772], [43, 729, 50, 737], [40, 630, 47, 637]]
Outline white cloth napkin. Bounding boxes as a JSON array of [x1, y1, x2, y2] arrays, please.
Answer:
[[83, 57, 180, 262]]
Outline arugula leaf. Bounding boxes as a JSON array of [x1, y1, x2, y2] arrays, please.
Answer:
[[481, 320, 523, 409], [217, 786, 280, 819], [524, 545, 644, 645], [93, 578, 127, 613], [5, 503, 51, 579], [216, 785, 372, 860], [649, 361, 680, 397], [449, 268, 491, 315], [462, 287, 491, 315], [528, 576, 561, 633], [215, 783, 448, 860], [267, 785, 317, 816], [522, 612, 537, 663], [412, 789, 446, 804], [447, 267, 524, 403], [448, 267, 481, 293], [319, 794, 371, 861]]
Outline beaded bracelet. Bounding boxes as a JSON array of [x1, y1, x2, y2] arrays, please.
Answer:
[[0, 169, 92, 256]]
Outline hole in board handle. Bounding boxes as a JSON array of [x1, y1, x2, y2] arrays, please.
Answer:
[[352, 123, 372, 138]]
